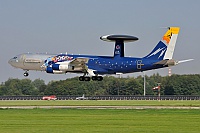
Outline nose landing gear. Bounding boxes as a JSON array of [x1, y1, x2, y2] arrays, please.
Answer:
[[23, 71, 29, 77]]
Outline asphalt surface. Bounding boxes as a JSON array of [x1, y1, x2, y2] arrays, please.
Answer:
[[1, 106, 200, 109]]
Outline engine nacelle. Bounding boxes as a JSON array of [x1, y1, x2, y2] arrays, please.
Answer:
[[52, 63, 73, 71], [46, 67, 65, 74]]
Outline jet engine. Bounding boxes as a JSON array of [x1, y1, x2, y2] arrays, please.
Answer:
[[46, 67, 65, 74], [52, 61, 73, 71]]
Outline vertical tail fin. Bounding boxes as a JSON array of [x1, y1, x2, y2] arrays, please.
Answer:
[[144, 27, 180, 60]]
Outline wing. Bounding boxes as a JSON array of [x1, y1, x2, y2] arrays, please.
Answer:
[[69, 57, 90, 71], [69, 58, 113, 75], [70, 57, 89, 66]]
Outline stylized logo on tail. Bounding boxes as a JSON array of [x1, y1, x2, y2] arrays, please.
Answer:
[[144, 27, 180, 60], [162, 27, 180, 59]]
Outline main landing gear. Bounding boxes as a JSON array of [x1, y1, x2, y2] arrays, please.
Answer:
[[79, 76, 103, 81], [23, 71, 29, 77]]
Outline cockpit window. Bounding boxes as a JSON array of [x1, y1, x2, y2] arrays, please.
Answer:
[[13, 57, 17, 59]]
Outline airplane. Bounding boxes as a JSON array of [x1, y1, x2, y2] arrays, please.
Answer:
[[42, 95, 57, 100], [76, 94, 87, 100], [8, 27, 193, 81]]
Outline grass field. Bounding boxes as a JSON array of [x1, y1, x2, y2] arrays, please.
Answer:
[[0, 100, 199, 107], [0, 108, 199, 133], [0, 100, 199, 133]]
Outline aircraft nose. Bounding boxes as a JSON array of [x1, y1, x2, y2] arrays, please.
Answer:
[[8, 58, 15, 67], [8, 59, 12, 65], [8, 56, 20, 67]]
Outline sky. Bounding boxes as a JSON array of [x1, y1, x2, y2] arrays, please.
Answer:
[[0, 0, 200, 84]]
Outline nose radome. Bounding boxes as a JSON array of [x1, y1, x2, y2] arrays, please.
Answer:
[[8, 58, 16, 67], [8, 56, 19, 67], [8, 59, 12, 65], [8, 59, 13, 65]]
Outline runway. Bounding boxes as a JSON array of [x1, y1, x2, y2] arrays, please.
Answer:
[[1, 106, 200, 109]]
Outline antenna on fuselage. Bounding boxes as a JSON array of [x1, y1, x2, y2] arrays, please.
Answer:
[[100, 35, 138, 57]]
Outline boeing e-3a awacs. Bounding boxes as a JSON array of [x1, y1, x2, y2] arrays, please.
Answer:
[[8, 27, 193, 81]]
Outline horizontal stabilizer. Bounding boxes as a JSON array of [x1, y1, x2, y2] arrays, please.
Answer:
[[153, 59, 177, 66], [153, 60, 168, 65], [178, 59, 194, 64], [154, 59, 194, 67]]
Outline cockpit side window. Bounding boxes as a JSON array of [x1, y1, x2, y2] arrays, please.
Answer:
[[13, 57, 17, 59]]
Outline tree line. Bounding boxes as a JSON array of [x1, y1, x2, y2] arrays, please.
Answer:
[[0, 74, 200, 96]]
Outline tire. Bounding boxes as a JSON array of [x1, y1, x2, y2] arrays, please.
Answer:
[[23, 72, 29, 77], [79, 76, 85, 81], [92, 76, 97, 81], [84, 77, 91, 81], [97, 76, 103, 81]]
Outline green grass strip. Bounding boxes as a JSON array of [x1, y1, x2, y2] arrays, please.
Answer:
[[0, 109, 199, 133], [0, 100, 199, 106]]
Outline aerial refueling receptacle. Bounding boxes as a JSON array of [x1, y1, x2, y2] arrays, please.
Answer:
[[100, 35, 139, 57]]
